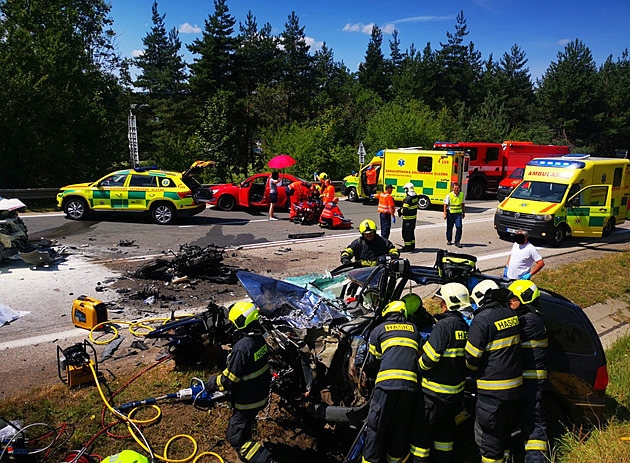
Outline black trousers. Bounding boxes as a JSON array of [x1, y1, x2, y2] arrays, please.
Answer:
[[474, 394, 519, 462], [402, 219, 416, 249], [521, 382, 548, 463], [363, 388, 415, 462], [226, 409, 273, 463], [380, 212, 392, 239], [410, 394, 461, 463]]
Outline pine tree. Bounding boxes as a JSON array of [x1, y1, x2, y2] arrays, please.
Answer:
[[498, 44, 534, 127], [358, 25, 389, 99], [596, 50, 630, 154]]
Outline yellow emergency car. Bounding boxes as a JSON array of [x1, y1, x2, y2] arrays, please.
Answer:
[[341, 148, 469, 209], [494, 155, 630, 244], [57, 161, 215, 225]]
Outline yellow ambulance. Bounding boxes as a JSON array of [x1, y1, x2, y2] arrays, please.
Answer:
[[341, 148, 469, 209], [494, 155, 630, 244]]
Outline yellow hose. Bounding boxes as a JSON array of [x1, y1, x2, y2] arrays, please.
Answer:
[[89, 315, 194, 344]]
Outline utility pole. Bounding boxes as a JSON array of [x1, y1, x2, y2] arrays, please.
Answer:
[[128, 105, 139, 168]]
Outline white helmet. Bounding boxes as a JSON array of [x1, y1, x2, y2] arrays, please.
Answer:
[[403, 182, 417, 196], [434, 282, 471, 311], [471, 280, 500, 307]]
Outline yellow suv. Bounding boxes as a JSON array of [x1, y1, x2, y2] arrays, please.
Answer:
[[57, 161, 215, 225]]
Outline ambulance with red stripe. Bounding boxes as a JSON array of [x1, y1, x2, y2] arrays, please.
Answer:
[[494, 155, 630, 245]]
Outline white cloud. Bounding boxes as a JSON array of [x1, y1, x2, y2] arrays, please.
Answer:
[[179, 22, 202, 34], [557, 39, 571, 46], [132, 49, 144, 57], [305, 36, 324, 52], [382, 23, 397, 34], [342, 22, 394, 35], [391, 15, 454, 24]]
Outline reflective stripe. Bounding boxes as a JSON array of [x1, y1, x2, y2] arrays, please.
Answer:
[[386, 454, 402, 463], [443, 347, 465, 357], [235, 397, 268, 410], [419, 357, 431, 371], [422, 378, 465, 395], [376, 369, 418, 384], [369, 343, 382, 359], [382, 337, 419, 352], [362, 458, 375, 463], [242, 363, 270, 381], [522, 338, 548, 348], [465, 341, 483, 358], [245, 441, 261, 460], [433, 441, 454, 452], [481, 457, 503, 463], [465, 360, 479, 371], [487, 334, 520, 351], [477, 376, 523, 391], [423, 342, 441, 362], [525, 440, 549, 451], [410, 445, 430, 458], [222, 368, 240, 383], [523, 369, 548, 380], [402, 215, 417, 220]]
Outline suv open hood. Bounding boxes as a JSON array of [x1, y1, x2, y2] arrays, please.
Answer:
[[182, 160, 216, 177]]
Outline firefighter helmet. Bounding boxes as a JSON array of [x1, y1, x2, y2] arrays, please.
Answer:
[[229, 301, 260, 330], [401, 293, 422, 317], [403, 182, 417, 196], [319, 172, 328, 180], [508, 280, 540, 306], [435, 282, 471, 311], [382, 300, 407, 318], [471, 280, 499, 306], [359, 219, 377, 234]]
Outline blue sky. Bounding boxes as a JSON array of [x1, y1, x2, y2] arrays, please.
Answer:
[[108, 0, 630, 81]]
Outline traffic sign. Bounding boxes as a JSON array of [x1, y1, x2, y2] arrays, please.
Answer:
[[358, 141, 366, 164]]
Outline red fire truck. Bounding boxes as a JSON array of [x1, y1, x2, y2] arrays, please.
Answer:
[[433, 141, 570, 199]]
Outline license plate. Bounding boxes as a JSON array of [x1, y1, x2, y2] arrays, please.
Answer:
[[506, 228, 517, 233]]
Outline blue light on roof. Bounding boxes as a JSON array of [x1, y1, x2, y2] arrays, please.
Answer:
[[375, 150, 384, 157], [527, 159, 585, 169]]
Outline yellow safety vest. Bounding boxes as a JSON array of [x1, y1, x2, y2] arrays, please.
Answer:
[[448, 192, 464, 214]]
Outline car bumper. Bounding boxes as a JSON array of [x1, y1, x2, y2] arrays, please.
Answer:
[[494, 214, 555, 240], [178, 203, 206, 217], [496, 186, 513, 202]]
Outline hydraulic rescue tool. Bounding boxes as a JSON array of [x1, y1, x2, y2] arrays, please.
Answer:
[[57, 340, 98, 388], [115, 378, 225, 411]]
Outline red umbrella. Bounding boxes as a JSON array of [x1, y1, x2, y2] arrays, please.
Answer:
[[268, 155, 296, 169]]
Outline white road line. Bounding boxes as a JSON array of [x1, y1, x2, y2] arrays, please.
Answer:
[[0, 329, 85, 350]]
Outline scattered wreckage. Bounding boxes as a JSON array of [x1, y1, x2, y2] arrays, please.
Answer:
[[146, 250, 608, 441]]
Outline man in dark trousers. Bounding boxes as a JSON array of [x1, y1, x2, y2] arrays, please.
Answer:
[[411, 282, 470, 462], [465, 287, 523, 463], [207, 301, 273, 463], [363, 300, 421, 463], [400, 183, 419, 252], [377, 184, 396, 239], [340, 219, 399, 266], [508, 280, 549, 463]]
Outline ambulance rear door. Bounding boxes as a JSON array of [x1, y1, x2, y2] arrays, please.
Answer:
[[566, 185, 612, 237]]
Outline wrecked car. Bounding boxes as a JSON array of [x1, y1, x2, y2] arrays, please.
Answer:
[[0, 196, 29, 263], [147, 251, 608, 440]]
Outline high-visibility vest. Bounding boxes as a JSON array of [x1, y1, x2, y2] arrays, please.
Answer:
[[322, 185, 335, 204], [447, 192, 464, 214], [377, 193, 395, 214], [366, 168, 378, 185], [320, 202, 341, 219]]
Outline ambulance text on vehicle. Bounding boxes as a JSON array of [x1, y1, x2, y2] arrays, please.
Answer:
[[494, 155, 630, 245], [342, 148, 469, 209]]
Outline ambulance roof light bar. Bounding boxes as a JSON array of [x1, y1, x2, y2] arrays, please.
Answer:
[[528, 159, 586, 169]]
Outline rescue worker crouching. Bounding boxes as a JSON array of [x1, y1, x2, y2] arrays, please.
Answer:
[[410, 283, 471, 463], [508, 280, 549, 463], [399, 183, 419, 252], [207, 302, 274, 463], [340, 219, 400, 266], [319, 197, 352, 229], [465, 282, 522, 463], [363, 300, 421, 463]]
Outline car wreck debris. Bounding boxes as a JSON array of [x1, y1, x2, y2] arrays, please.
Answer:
[[0, 196, 29, 262]]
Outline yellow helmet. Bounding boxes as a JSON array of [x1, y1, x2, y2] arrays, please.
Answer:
[[319, 172, 328, 180], [435, 282, 471, 311], [382, 300, 407, 318], [359, 219, 377, 234], [471, 280, 499, 306], [229, 301, 260, 330], [401, 293, 422, 317], [508, 280, 540, 305]]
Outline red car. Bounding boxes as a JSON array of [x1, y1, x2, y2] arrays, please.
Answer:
[[209, 173, 305, 211]]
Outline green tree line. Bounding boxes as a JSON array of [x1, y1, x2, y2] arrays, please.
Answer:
[[1, 0, 629, 188]]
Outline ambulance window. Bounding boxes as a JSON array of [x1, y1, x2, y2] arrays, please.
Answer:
[[417, 157, 433, 172], [576, 186, 608, 207], [100, 174, 127, 187], [129, 175, 158, 188], [614, 168, 623, 187], [486, 147, 500, 162], [465, 148, 477, 161]]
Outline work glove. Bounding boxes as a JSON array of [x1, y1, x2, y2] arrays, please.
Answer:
[[503, 266, 508, 278], [341, 257, 351, 266], [392, 216, 396, 224], [519, 272, 532, 280], [206, 375, 219, 393]]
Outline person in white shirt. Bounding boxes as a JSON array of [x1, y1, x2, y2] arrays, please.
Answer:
[[504, 230, 545, 280]]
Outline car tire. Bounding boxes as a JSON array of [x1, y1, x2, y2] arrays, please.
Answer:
[[417, 195, 430, 210], [151, 202, 177, 225], [64, 198, 89, 220], [347, 187, 358, 202], [217, 194, 236, 211], [550, 224, 567, 246], [603, 217, 615, 237]]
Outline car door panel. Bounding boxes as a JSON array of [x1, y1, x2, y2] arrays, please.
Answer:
[[567, 185, 612, 237]]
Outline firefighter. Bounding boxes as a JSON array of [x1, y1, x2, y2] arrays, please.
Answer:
[[508, 280, 549, 463], [377, 184, 396, 239], [340, 219, 399, 266], [207, 302, 273, 463], [410, 283, 470, 463], [366, 166, 378, 200], [363, 300, 421, 463], [465, 285, 522, 463], [470, 280, 499, 311], [399, 183, 419, 252], [401, 293, 435, 333]]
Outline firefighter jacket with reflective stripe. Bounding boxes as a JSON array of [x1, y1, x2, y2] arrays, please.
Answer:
[[419, 310, 469, 403], [340, 235, 400, 266], [401, 195, 419, 221], [320, 201, 342, 219], [367, 312, 420, 392], [517, 305, 548, 383], [465, 301, 523, 400], [216, 334, 271, 411], [377, 192, 395, 215]]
